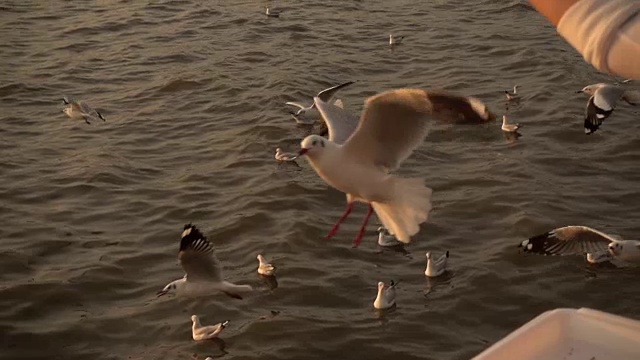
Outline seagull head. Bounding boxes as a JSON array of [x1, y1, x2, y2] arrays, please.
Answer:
[[191, 315, 199, 323], [608, 242, 622, 255], [425, 251, 432, 260], [376, 226, 387, 234], [299, 134, 327, 157], [377, 281, 385, 290], [157, 278, 184, 297], [577, 83, 605, 95], [257, 254, 265, 263], [62, 107, 71, 116]]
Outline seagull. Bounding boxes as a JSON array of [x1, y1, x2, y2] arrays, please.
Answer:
[[156, 224, 253, 299], [298, 89, 494, 247], [389, 34, 404, 46], [577, 83, 639, 134], [504, 85, 520, 101], [257, 254, 275, 276], [285, 81, 355, 120], [501, 115, 520, 133], [373, 280, 397, 310], [265, 6, 281, 17], [275, 148, 298, 162], [376, 226, 402, 247], [519, 226, 640, 263], [62, 96, 106, 124], [191, 315, 229, 341], [424, 251, 449, 277]]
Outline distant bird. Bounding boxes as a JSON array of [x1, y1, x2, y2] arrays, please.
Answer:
[[504, 85, 520, 101], [286, 81, 355, 121], [298, 89, 495, 247], [191, 315, 229, 341], [275, 148, 298, 162], [425, 251, 449, 277], [376, 226, 402, 247], [156, 224, 253, 299], [520, 225, 640, 263], [501, 115, 520, 133], [62, 96, 106, 124], [265, 6, 281, 17], [389, 34, 405, 46], [373, 280, 397, 310], [577, 83, 639, 134], [257, 254, 275, 276]]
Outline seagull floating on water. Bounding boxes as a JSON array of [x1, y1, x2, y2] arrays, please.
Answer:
[[425, 251, 449, 277], [275, 148, 298, 162], [257, 254, 275, 276], [376, 226, 402, 247], [285, 81, 355, 121], [157, 224, 253, 299], [265, 7, 281, 17], [519, 225, 640, 264], [298, 89, 494, 247], [577, 83, 639, 134], [62, 96, 106, 124], [373, 280, 397, 310], [191, 315, 229, 341], [501, 115, 520, 133], [504, 85, 520, 101], [389, 34, 404, 46]]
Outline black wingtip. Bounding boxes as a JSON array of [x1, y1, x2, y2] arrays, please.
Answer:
[[520, 231, 554, 254], [97, 111, 106, 121], [445, 250, 450, 258], [62, 97, 69, 105], [179, 224, 206, 251]]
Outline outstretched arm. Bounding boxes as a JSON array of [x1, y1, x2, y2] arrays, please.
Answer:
[[528, 0, 640, 80]]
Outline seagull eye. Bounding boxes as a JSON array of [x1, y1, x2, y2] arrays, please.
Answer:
[[312, 140, 317, 146]]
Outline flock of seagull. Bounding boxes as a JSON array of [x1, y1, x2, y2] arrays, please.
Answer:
[[56, 18, 640, 353]]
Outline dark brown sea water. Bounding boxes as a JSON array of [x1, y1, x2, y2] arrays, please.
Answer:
[[1, 1, 639, 359]]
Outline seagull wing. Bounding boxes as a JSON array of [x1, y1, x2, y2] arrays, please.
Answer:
[[178, 225, 223, 283], [314, 96, 360, 145], [584, 86, 622, 134], [285, 102, 307, 110], [78, 101, 101, 119], [316, 81, 355, 102], [341, 89, 434, 171], [521, 226, 614, 256]]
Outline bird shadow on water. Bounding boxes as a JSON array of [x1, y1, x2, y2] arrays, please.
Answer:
[[424, 270, 454, 298], [194, 337, 227, 359], [258, 274, 278, 290]]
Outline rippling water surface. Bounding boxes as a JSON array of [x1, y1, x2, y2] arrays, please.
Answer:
[[2, 1, 640, 359]]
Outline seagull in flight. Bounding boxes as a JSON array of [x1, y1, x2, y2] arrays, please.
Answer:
[[297, 88, 494, 247], [285, 81, 355, 121], [520, 225, 640, 264], [157, 224, 253, 299], [577, 83, 639, 134]]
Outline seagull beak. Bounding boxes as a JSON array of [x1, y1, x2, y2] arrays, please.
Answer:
[[156, 290, 168, 297], [298, 148, 309, 156], [575, 90, 583, 93]]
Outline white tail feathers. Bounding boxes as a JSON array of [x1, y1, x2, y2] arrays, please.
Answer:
[[371, 176, 432, 243]]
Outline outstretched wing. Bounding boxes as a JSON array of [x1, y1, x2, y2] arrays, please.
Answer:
[[520, 226, 614, 256], [316, 81, 355, 102], [314, 96, 360, 145], [178, 224, 223, 282]]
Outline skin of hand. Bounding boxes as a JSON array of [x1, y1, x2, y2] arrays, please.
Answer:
[[527, 0, 581, 26]]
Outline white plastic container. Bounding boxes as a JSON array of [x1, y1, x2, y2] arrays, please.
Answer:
[[474, 308, 640, 360]]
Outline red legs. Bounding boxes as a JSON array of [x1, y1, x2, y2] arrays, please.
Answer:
[[352, 204, 374, 248], [324, 202, 354, 240]]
